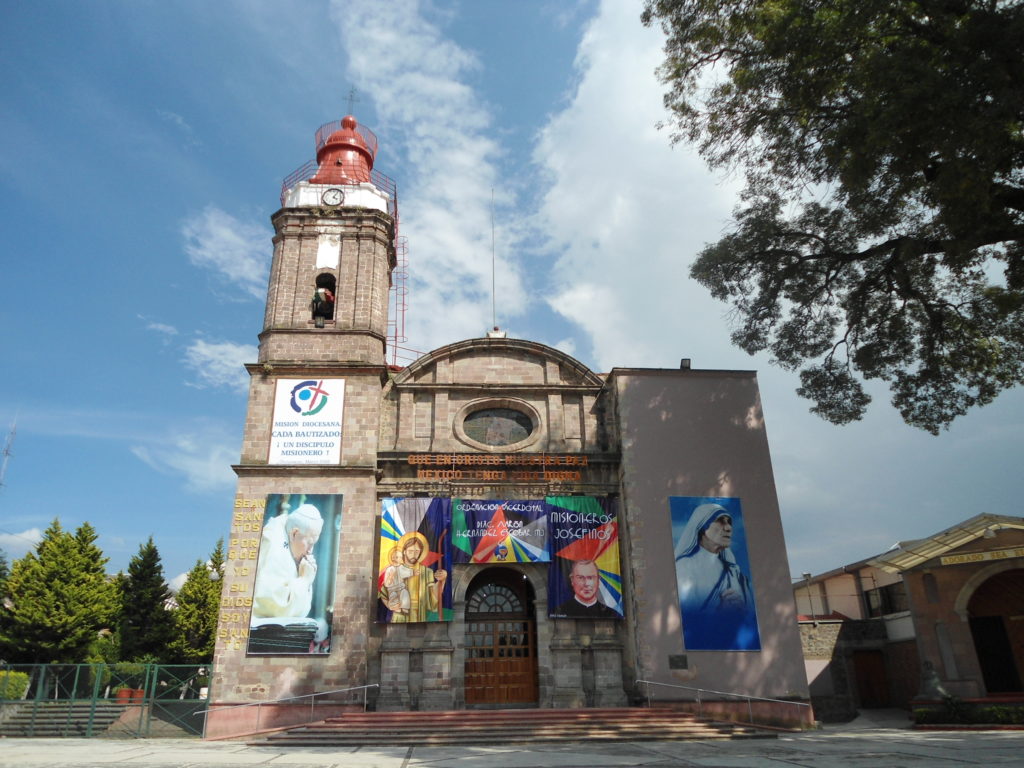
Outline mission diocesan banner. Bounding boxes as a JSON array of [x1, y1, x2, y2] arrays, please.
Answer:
[[268, 378, 344, 465]]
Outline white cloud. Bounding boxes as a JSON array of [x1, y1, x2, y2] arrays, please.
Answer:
[[0, 528, 43, 560], [168, 572, 188, 594], [145, 321, 178, 337], [131, 425, 238, 493], [183, 339, 257, 392], [335, 0, 529, 351], [181, 206, 270, 300], [533, 0, 742, 372], [156, 109, 201, 148]]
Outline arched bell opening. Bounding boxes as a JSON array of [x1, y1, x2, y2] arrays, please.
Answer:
[[463, 567, 539, 706], [311, 272, 336, 327]]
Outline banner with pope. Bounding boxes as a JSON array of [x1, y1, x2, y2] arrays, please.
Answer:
[[247, 493, 342, 655]]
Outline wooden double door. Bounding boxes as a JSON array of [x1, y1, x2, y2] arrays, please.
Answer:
[[464, 569, 538, 705]]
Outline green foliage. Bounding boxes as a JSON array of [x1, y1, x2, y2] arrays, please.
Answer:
[[913, 696, 1024, 724], [0, 520, 119, 663], [0, 670, 30, 700], [120, 537, 175, 662], [168, 540, 224, 663], [85, 628, 121, 666], [643, 0, 1024, 432], [112, 660, 147, 689]]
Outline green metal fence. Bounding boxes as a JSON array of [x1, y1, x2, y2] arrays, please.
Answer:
[[0, 663, 212, 738]]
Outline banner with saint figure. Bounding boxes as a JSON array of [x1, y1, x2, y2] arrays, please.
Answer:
[[547, 496, 623, 619], [377, 498, 452, 623], [451, 499, 549, 564], [670, 496, 761, 651]]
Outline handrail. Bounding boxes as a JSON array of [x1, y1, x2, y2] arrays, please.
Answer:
[[635, 679, 809, 728], [194, 684, 379, 739]]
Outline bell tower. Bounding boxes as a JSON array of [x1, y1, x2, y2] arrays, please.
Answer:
[[260, 115, 397, 366], [210, 116, 398, 717]]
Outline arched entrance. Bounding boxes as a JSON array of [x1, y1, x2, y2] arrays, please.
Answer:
[[968, 568, 1024, 693], [464, 568, 539, 706]]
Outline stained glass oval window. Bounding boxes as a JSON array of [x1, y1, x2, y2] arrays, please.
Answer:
[[463, 408, 533, 447]]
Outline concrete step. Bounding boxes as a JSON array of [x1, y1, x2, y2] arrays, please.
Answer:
[[249, 707, 773, 747], [0, 702, 129, 737]]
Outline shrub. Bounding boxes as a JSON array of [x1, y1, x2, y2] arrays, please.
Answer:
[[0, 670, 30, 700]]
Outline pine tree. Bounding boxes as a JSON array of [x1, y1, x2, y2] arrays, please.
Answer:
[[0, 520, 118, 663], [120, 537, 175, 662], [169, 540, 224, 663]]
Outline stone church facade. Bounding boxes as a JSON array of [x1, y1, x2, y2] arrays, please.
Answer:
[[207, 116, 810, 736]]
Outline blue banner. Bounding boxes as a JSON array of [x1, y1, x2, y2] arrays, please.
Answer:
[[670, 496, 760, 650]]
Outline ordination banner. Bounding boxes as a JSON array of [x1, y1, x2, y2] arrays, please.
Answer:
[[451, 499, 549, 564]]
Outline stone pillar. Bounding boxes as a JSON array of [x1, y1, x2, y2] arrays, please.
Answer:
[[419, 647, 455, 710], [377, 648, 411, 710], [550, 644, 585, 708]]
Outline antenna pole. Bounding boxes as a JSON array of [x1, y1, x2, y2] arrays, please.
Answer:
[[491, 188, 496, 330], [346, 87, 360, 115]]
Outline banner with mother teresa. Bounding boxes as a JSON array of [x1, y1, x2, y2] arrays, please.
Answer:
[[669, 497, 760, 651]]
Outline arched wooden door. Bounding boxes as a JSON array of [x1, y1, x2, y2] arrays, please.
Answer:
[[464, 569, 538, 706]]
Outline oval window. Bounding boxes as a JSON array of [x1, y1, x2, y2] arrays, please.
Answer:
[[463, 408, 533, 447]]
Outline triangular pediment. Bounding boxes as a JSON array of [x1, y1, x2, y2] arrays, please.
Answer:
[[869, 513, 1024, 572]]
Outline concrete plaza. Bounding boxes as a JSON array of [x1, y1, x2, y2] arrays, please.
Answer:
[[0, 711, 1021, 768]]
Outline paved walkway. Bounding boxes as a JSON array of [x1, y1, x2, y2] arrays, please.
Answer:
[[1, 710, 1022, 767]]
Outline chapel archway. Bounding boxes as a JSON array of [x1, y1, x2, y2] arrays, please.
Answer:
[[967, 568, 1024, 693]]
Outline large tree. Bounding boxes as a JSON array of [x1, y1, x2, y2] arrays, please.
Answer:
[[0, 520, 119, 663], [120, 537, 175, 662], [169, 540, 224, 663], [642, 0, 1024, 432]]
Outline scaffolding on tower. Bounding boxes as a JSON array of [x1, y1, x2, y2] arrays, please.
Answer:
[[387, 236, 411, 367]]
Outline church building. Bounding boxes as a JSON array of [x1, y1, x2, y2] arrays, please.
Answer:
[[207, 115, 810, 736]]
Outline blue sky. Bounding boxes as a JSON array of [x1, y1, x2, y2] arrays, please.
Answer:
[[1, 0, 1021, 590]]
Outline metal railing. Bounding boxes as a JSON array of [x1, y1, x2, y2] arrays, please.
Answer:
[[196, 683, 379, 739], [0, 663, 211, 738], [635, 679, 811, 728]]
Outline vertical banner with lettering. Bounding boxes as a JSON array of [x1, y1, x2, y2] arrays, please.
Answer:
[[268, 379, 344, 464], [670, 496, 760, 651], [377, 498, 452, 623], [547, 496, 623, 619], [451, 499, 549, 564], [247, 493, 343, 655]]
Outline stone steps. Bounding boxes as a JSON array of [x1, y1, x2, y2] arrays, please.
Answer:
[[0, 701, 130, 738], [250, 706, 774, 747]]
